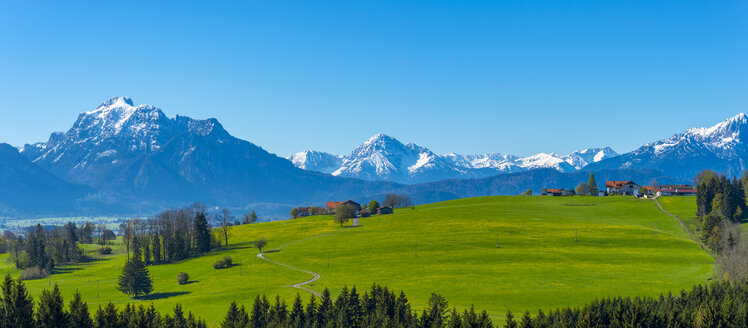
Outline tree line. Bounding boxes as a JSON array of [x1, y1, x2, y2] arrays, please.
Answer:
[[694, 170, 748, 281], [505, 279, 748, 328], [220, 284, 493, 328], [0, 274, 207, 328]]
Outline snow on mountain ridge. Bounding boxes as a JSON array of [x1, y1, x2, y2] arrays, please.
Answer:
[[288, 134, 619, 183]]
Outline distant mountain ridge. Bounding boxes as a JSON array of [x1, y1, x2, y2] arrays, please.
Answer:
[[287, 133, 619, 184], [585, 113, 748, 179], [2, 97, 745, 218], [18, 97, 402, 215]]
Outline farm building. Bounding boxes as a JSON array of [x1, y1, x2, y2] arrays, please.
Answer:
[[377, 206, 394, 215], [659, 185, 697, 196], [297, 207, 311, 217], [642, 186, 658, 195], [326, 200, 362, 214], [360, 209, 372, 217], [606, 181, 641, 196], [542, 189, 564, 196]]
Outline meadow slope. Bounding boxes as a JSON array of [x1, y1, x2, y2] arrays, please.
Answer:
[[0, 196, 713, 325]]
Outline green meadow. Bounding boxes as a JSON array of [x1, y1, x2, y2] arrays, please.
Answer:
[[0, 196, 713, 325]]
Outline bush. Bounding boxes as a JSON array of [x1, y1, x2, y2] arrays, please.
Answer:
[[177, 272, 189, 285], [98, 246, 112, 255], [20, 266, 50, 280], [213, 260, 225, 269], [223, 256, 232, 267]]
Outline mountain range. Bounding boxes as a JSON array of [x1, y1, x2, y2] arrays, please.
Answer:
[[288, 134, 619, 184], [0, 96, 745, 218]]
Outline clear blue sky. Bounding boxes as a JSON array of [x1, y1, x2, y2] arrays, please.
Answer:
[[0, 1, 746, 157]]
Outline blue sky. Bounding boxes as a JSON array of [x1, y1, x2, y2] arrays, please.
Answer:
[[0, 1, 746, 157]]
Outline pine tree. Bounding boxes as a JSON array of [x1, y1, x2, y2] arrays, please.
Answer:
[[504, 310, 517, 328], [36, 284, 68, 328], [7, 277, 34, 328], [152, 233, 162, 264], [519, 311, 533, 328], [588, 173, 598, 196], [94, 303, 120, 328], [117, 246, 153, 298], [68, 290, 93, 328], [289, 294, 306, 328], [316, 289, 333, 327], [193, 211, 211, 254], [304, 295, 317, 327]]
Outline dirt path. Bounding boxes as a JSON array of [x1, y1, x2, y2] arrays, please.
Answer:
[[653, 198, 715, 259], [256, 231, 339, 298]]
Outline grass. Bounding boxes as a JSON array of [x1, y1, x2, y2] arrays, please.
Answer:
[[0, 195, 713, 326]]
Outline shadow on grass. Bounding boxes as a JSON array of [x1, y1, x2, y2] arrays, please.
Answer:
[[137, 291, 190, 301], [262, 249, 280, 254], [182, 280, 199, 285]]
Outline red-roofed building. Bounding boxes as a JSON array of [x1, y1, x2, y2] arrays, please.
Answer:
[[659, 185, 697, 196], [606, 181, 641, 196], [326, 200, 362, 214], [543, 188, 564, 196]]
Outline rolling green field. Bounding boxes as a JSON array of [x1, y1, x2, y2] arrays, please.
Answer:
[[0, 196, 713, 325]]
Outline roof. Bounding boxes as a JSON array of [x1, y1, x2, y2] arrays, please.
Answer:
[[606, 181, 637, 188], [297, 207, 311, 212], [360, 209, 371, 214], [326, 201, 343, 209], [545, 189, 564, 193], [660, 184, 693, 189], [377, 206, 393, 210], [643, 186, 658, 191], [327, 200, 361, 209]]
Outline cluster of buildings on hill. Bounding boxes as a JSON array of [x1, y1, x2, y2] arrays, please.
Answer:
[[295, 200, 394, 218], [542, 181, 697, 197]]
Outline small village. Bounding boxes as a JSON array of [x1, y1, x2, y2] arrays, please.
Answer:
[[542, 181, 697, 198]]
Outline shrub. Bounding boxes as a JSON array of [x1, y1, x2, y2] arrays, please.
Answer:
[[177, 272, 189, 285], [223, 256, 232, 267], [20, 266, 50, 280], [98, 246, 112, 255], [213, 260, 225, 269]]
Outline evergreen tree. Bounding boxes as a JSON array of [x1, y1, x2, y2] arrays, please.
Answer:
[[588, 173, 598, 195], [7, 277, 34, 328], [152, 233, 162, 264], [289, 294, 306, 328], [36, 284, 68, 328], [316, 289, 333, 327], [193, 212, 212, 254], [94, 303, 119, 328], [504, 310, 517, 328], [117, 245, 153, 298], [250, 294, 270, 328], [304, 295, 317, 328], [69, 290, 94, 328], [519, 311, 533, 328]]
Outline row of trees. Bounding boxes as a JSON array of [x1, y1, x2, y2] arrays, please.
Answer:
[[507, 280, 748, 328], [5, 223, 100, 277], [0, 274, 207, 328], [695, 170, 748, 281], [220, 284, 492, 328]]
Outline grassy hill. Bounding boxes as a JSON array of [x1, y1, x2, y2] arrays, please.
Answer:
[[0, 196, 713, 325]]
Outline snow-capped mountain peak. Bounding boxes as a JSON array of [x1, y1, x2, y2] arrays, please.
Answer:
[[288, 134, 619, 183], [585, 113, 748, 179]]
